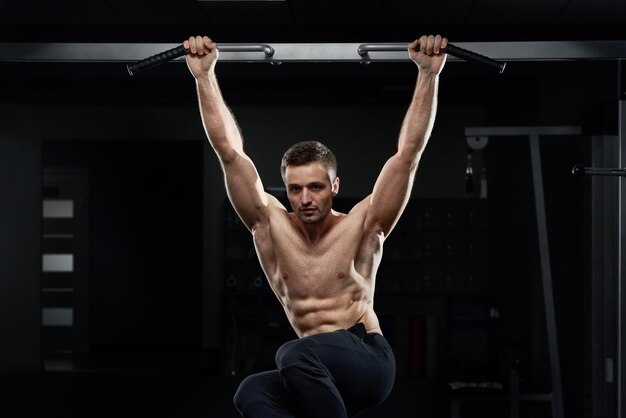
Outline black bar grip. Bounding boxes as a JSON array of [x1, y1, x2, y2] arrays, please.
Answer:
[[127, 45, 189, 76], [357, 42, 506, 73], [571, 164, 626, 177], [444, 44, 506, 74]]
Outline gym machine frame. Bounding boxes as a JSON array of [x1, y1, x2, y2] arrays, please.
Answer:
[[2, 39, 626, 418]]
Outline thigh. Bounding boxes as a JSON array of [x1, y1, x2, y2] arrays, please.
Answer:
[[276, 330, 395, 414]]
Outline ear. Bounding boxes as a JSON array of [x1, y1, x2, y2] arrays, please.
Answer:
[[332, 176, 340, 196]]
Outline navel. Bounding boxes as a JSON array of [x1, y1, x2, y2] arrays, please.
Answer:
[[338, 272, 345, 279]]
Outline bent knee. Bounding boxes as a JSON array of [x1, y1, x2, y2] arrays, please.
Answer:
[[234, 371, 287, 411], [233, 374, 263, 411]]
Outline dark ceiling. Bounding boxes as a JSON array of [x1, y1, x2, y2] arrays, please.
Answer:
[[1, 0, 626, 43], [1, 0, 624, 108]]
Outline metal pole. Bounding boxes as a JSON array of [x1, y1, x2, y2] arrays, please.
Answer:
[[2, 41, 626, 63], [591, 135, 619, 418], [616, 62, 626, 418], [529, 134, 565, 418]]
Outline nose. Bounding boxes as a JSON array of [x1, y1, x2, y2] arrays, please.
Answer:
[[301, 188, 312, 205]]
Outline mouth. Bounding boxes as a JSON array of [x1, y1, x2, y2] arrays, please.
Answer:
[[300, 208, 317, 216]]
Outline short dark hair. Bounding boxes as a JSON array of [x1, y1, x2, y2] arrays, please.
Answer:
[[280, 141, 338, 183]]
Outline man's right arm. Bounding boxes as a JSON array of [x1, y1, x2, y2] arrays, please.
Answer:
[[363, 35, 446, 238], [185, 36, 272, 231]]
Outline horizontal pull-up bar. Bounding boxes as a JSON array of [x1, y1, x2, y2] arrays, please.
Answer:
[[2, 40, 626, 68], [127, 41, 506, 76]]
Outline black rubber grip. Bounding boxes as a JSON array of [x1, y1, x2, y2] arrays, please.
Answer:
[[571, 164, 626, 177], [444, 43, 506, 74], [127, 45, 189, 76]]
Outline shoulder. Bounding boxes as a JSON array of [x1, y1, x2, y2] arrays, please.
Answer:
[[247, 192, 289, 234], [264, 194, 295, 230]]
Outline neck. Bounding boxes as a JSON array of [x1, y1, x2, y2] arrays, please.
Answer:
[[295, 210, 338, 244]]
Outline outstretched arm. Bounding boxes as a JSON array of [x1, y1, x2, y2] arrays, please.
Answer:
[[185, 36, 273, 232], [365, 35, 447, 237]]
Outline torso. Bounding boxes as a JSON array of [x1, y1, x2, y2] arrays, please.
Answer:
[[253, 198, 384, 338]]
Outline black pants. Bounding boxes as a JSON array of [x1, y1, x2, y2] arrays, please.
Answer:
[[233, 323, 396, 418]]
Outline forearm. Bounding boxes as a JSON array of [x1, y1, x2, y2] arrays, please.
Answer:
[[396, 70, 439, 163], [195, 73, 244, 162]]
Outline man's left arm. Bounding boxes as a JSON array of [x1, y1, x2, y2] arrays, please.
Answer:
[[364, 35, 447, 237]]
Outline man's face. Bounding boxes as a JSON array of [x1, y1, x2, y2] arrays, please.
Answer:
[[284, 161, 339, 224]]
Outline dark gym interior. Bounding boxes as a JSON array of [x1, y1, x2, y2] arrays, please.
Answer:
[[1, 1, 626, 417]]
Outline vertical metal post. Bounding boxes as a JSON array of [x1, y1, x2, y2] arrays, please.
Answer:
[[591, 135, 603, 418], [529, 134, 565, 418], [616, 62, 626, 418], [591, 135, 619, 418]]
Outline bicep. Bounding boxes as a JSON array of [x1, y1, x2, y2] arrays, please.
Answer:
[[222, 153, 274, 231], [364, 153, 418, 237]]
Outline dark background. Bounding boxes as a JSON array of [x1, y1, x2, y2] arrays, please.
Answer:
[[1, 1, 624, 417]]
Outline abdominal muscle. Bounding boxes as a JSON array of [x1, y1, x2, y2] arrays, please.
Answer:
[[286, 293, 381, 337], [268, 267, 383, 338]]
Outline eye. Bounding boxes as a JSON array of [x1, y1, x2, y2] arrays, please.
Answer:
[[289, 186, 301, 192]]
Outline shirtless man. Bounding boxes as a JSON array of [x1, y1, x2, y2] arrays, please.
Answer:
[[184, 34, 447, 418]]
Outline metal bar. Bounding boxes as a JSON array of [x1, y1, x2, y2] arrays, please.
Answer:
[[126, 43, 276, 76], [131, 41, 507, 76], [2, 41, 626, 63], [616, 95, 626, 418], [604, 135, 620, 418], [357, 43, 407, 55], [219, 44, 274, 56], [591, 135, 620, 418], [465, 126, 582, 137], [358, 42, 506, 73], [571, 165, 626, 177], [529, 134, 565, 418]]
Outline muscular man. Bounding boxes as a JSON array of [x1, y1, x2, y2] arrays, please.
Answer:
[[184, 34, 447, 418]]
